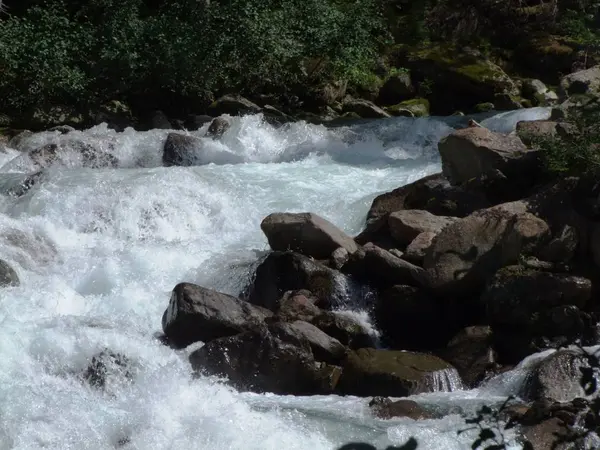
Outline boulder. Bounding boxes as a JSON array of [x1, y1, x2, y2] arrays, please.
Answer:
[[377, 72, 415, 105], [261, 212, 358, 259], [7, 130, 34, 151], [275, 290, 321, 322], [185, 114, 213, 131], [207, 95, 261, 117], [0, 260, 19, 287], [330, 247, 350, 270], [48, 125, 75, 134], [150, 110, 172, 130], [206, 116, 231, 139], [343, 243, 426, 288], [375, 285, 451, 351], [438, 126, 538, 185], [516, 120, 559, 146], [522, 417, 573, 450], [189, 326, 340, 395], [423, 204, 550, 295], [403, 231, 436, 264], [342, 99, 391, 119], [161, 282, 272, 348], [386, 98, 429, 117], [269, 320, 346, 364], [438, 326, 497, 388], [388, 210, 457, 246], [310, 311, 377, 350], [93, 100, 134, 131], [337, 348, 460, 397], [493, 93, 523, 111], [369, 397, 436, 420], [84, 350, 133, 390], [559, 65, 600, 99], [163, 133, 202, 167], [523, 350, 590, 403], [243, 251, 347, 311], [4, 171, 44, 198], [28, 141, 118, 169]]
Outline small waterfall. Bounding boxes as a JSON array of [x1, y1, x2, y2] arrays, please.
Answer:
[[429, 368, 465, 392]]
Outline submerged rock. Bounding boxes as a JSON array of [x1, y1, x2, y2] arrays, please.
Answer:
[[163, 133, 203, 166], [261, 212, 358, 259], [0, 260, 19, 287], [369, 397, 437, 420], [337, 348, 460, 397], [162, 282, 272, 348], [84, 350, 133, 390], [206, 116, 231, 138]]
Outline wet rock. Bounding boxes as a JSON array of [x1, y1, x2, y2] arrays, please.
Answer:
[[330, 247, 350, 270], [0, 260, 19, 287], [185, 114, 213, 130], [538, 224, 579, 263], [311, 311, 376, 349], [524, 350, 590, 403], [261, 212, 358, 260], [559, 65, 600, 99], [275, 290, 321, 322], [376, 285, 450, 351], [48, 125, 75, 134], [94, 100, 135, 131], [342, 99, 390, 119], [161, 282, 272, 348], [423, 204, 550, 295], [522, 417, 572, 450], [243, 251, 347, 311], [369, 397, 436, 420], [343, 243, 426, 289], [438, 126, 539, 185], [206, 116, 231, 138], [438, 326, 496, 388], [163, 133, 203, 166], [5, 171, 44, 198], [29, 143, 59, 168], [269, 320, 346, 364], [388, 210, 457, 246], [8, 130, 34, 151], [493, 93, 523, 111], [403, 231, 436, 264], [337, 348, 459, 397], [189, 326, 340, 395], [207, 95, 261, 116], [84, 350, 133, 390], [28, 140, 118, 169], [150, 110, 172, 129]]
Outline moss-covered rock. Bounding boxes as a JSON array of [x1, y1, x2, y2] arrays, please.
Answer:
[[474, 102, 495, 112], [386, 98, 430, 117]]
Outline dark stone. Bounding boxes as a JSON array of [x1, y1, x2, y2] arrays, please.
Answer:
[[150, 110, 172, 129], [206, 116, 231, 138], [311, 311, 377, 349], [83, 350, 133, 390], [186, 114, 213, 131], [0, 260, 19, 287], [207, 95, 261, 116], [163, 133, 203, 167], [275, 290, 321, 322], [369, 397, 437, 420]]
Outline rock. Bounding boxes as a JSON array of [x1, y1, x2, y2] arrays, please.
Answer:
[[559, 65, 600, 99], [206, 116, 231, 138], [94, 100, 134, 131], [474, 102, 495, 113], [269, 320, 346, 364], [0, 260, 19, 287], [189, 326, 340, 395], [72, 140, 119, 168], [438, 126, 538, 185], [83, 350, 133, 390], [150, 110, 172, 129], [522, 417, 572, 450], [403, 231, 437, 264], [342, 99, 391, 119], [311, 311, 376, 349], [386, 98, 429, 117], [207, 95, 261, 117], [493, 93, 523, 111], [343, 243, 426, 288], [48, 125, 75, 134], [262, 105, 293, 125], [522, 79, 549, 101], [438, 326, 496, 388], [376, 285, 452, 351], [337, 348, 459, 397], [260, 212, 358, 260], [377, 72, 415, 105], [524, 350, 590, 403], [539, 90, 559, 106], [388, 210, 457, 246], [161, 282, 272, 348], [185, 114, 213, 130], [275, 290, 321, 322], [29, 144, 59, 168], [7, 130, 34, 151], [4, 171, 44, 198], [243, 251, 347, 311], [423, 204, 550, 295], [163, 133, 202, 167], [516, 120, 559, 146], [330, 247, 350, 270], [369, 397, 436, 420]]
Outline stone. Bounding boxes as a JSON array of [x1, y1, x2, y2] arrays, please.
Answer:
[[185, 114, 213, 131], [207, 95, 261, 116], [261, 212, 358, 259], [377, 72, 415, 105], [310, 311, 377, 350], [0, 260, 19, 287], [516, 120, 559, 146], [189, 326, 340, 395], [275, 290, 321, 322], [423, 204, 550, 295], [206, 116, 231, 138], [386, 98, 430, 117], [342, 99, 391, 119], [493, 93, 523, 111], [93, 100, 135, 131], [162, 133, 202, 167], [403, 231, 437, 264], [330, 247, 350, 270], [150, 110, 172, 129], [243, 251, 348, 311], [269, 320, 346, 364], [4, 171, 44, 198], [369, 397, 436, 420], [48, 125, 75, 134], [84, 350, 133, 390], [161, 282, 272, 348], [388, 210, 456, 246], [8, 130, 34, 151], [438, 126, 538, 185], [522, 79, 548, 101], [522, 417, 572, 450], [337, 348, 459, 397], [559, 65, 600, 99]]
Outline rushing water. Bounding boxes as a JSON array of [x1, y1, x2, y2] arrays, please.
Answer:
[[0, 108, 550, 450]]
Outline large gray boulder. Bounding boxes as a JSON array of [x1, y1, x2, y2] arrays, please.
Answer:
[[161, 283, 272, 348], [310, 311, 377, 350], [388, 210, 457, 246], [559, 65, 600, 99], [261, 212, 358, 259], [438, 127, 538, 185], [403, 231, 437, 264], [423, 203, 550, 295], [163, 133, 202, 167]]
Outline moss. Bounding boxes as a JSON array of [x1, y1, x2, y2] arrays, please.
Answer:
[[474, 102, 495, 112], [386, 97, 430, 117]]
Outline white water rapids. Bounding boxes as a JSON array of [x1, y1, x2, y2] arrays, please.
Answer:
[[0, 108, 550, 450]]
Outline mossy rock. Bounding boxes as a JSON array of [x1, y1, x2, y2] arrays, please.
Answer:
[[386, 98, 430, 117], [474, 102, 495, 113], [337, 348, 457, 397]]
